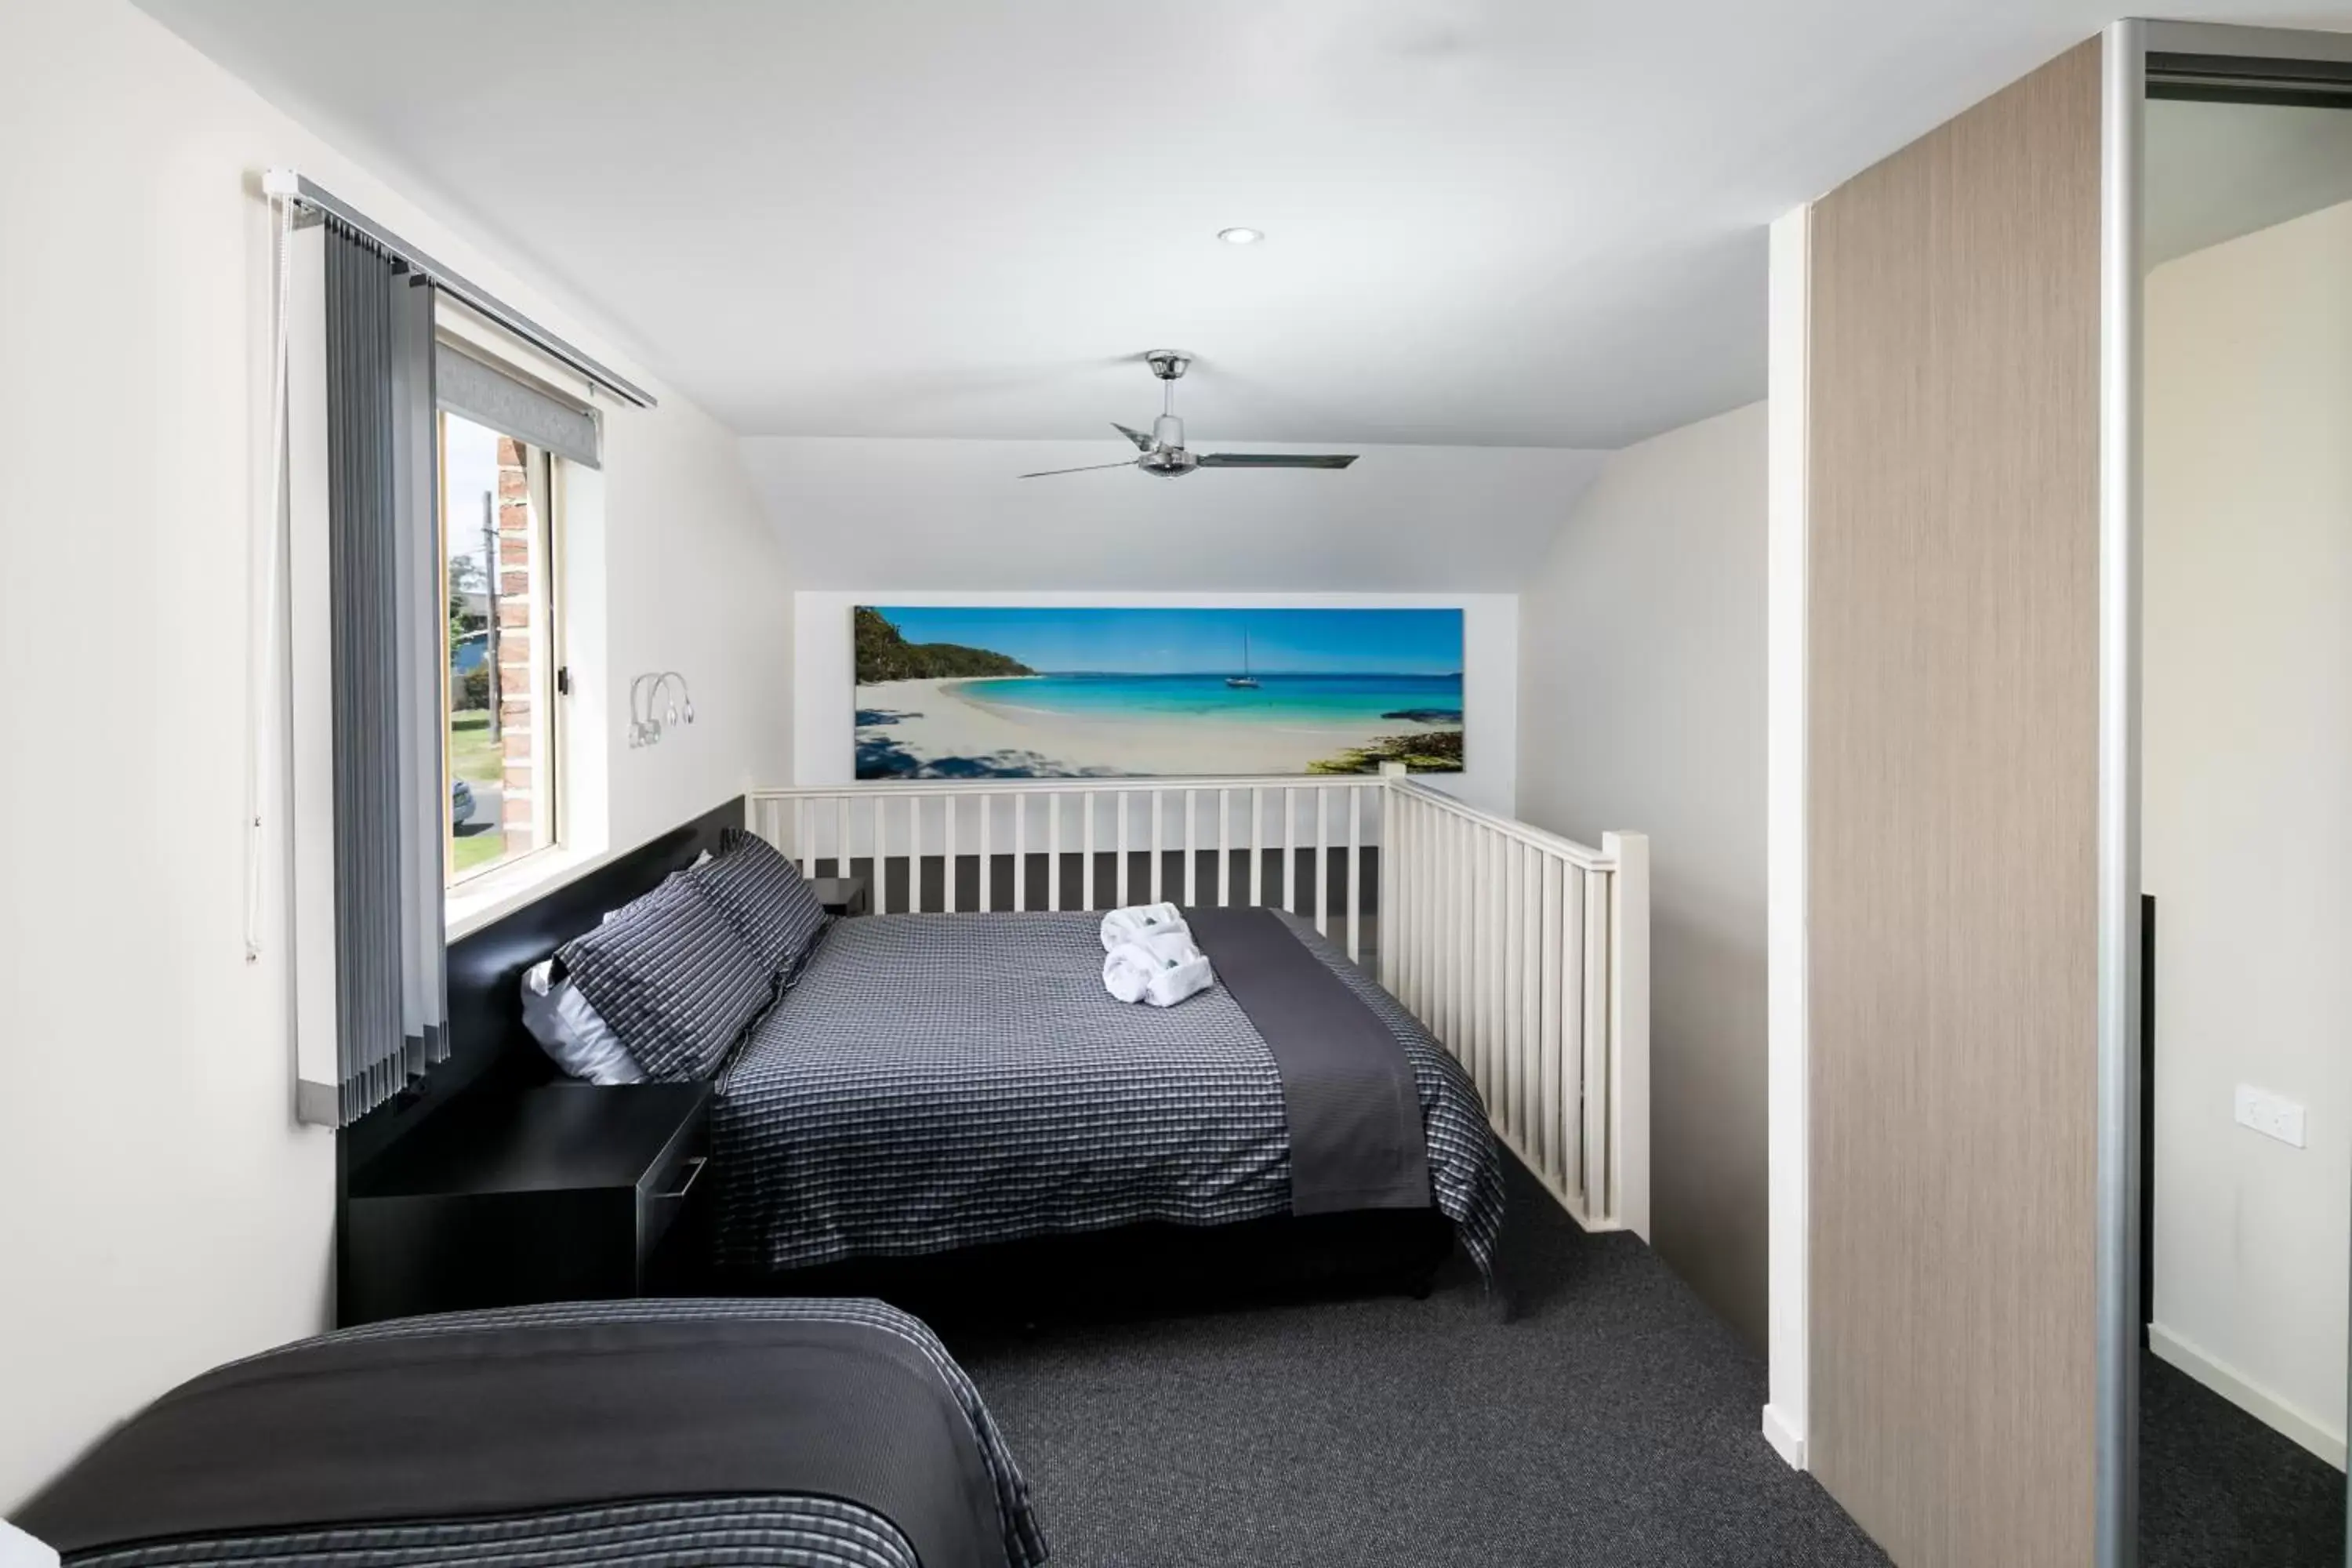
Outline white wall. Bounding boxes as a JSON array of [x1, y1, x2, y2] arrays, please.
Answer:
[[2143, 197, 2352, 1465], [1516, 401, 1769, 1347], [599, 411, 795, 851], [743, 437, 1606, 592], [792, 591, 1516, 818], [0, 0, 792, 1508]]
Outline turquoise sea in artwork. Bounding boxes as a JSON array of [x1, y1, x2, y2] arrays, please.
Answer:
[[951, 671, 1464, 729], [855, 605, 1467, 779]]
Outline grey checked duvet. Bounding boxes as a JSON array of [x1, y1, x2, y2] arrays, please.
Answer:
[[709, 909, 1504, 1281]]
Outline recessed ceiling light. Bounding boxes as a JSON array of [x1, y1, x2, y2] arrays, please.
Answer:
[[1218, 227, 1264, 245]]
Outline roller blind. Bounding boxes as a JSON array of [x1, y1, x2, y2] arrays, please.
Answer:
[[437, 343, 601, 468]]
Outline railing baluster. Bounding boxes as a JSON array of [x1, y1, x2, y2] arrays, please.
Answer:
[[1283, 786, 1298, 915], [1396, 793, 1414, 1003], [943, 795, 957, 913], [1347, 786, 1363, 964], [1250, 789, 1263, 908], [1490, 829, 1507, 1114], [1450, 815, 1467, 1065], [1150, 790, 1163, 906], [1013, 793, 1027, 912], [979, 793, 994, 911], [1472, 822, 1486, 1089], [1521, 842, 1540, 1149], [1504, 837, 1523, 1147], [1116, 793, 1130, 908], [1184, 789, 1197, 908], [1582, 865, 1611, 1218], [1218, 790, 1232, 906], [1081, 792, 1095, 910], [1562, 863, 1586, 1207], [905, 794, 920, 914], [1314, 787, 1330, 937], [1454, 811, 1471, 1056], [1048, 793, 1062, 912], [1541, 855, 1563, 1186], [1432, 804, 1446, 1045]]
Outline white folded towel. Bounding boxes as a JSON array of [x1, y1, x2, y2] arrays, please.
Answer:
[[1100, 902, 1188, 951], [1103, 929, 1214, 1007]]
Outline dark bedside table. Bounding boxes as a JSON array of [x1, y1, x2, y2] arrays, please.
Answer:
[[343, 1082, 712, 1327], [811, 873, 869, 916]]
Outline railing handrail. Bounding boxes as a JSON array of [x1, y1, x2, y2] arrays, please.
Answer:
[[748, 775, 1381, 799], [1385, 777, 1616, 872]]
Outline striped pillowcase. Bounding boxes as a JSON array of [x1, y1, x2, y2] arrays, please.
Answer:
[[690, 828, 831, 987], [557, 873, 775, 1082]]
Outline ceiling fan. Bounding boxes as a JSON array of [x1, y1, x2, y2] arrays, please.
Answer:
[[1019, 351, 1359, 479]]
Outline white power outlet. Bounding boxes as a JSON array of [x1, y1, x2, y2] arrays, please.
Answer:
[[2234, 1085, 2307, 1149]]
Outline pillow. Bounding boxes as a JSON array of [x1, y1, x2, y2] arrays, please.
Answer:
[[557, 874, 775, 1082], [519, 958, 644, 1084], [688, 828, 831, 986]]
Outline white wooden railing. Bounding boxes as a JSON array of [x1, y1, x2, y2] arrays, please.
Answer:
[[1381, 779, 1649, 1236], [746, 768, 1648, 1235]]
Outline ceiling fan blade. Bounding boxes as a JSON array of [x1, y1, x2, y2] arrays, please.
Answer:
[[1016, 459, 1142, 479], [1112, 422, 1155, 452], [1195, 453, 1359, 469]]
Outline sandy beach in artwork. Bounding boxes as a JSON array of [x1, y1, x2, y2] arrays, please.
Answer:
[[856, 677, 1452, 779]]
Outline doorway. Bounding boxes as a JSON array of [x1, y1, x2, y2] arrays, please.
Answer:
[[2110, 24, 2352, 1568]]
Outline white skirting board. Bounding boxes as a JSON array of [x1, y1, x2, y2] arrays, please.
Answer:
[[1762, 1403, 1808, 1471], [2147, 1321, 2347, 1469]]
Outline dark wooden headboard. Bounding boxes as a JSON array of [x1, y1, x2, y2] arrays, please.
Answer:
[[340, 796, 746, 1177]]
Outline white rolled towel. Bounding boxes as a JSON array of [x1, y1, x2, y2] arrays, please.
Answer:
[[1142, 949, 1215, 1008], [1103, 930, 1213, 1006], [1100, 901, 1188, 952]]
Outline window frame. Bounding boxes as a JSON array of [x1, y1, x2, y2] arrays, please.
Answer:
[[439, 405, 568, 894]]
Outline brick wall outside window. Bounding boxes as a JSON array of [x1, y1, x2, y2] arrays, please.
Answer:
[[495, 437, 535, 834]]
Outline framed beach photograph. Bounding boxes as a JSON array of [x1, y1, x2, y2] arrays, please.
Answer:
[[853, 605, 1465, 781]]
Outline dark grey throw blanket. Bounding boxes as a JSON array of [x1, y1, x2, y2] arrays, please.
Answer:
[[1188, 907, 1432, 1214], [20, 1300, 1046, 1568]]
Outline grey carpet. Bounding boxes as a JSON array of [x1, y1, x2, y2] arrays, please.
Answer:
[[2142, 1346, 2345, 1567], [943, 1153, 1889, 1568]]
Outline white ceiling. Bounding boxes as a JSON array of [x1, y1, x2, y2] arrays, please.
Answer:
[[132, 0, 2352, 452], [742, 439, 1609, 590], [2146, 97, 2352, 265]]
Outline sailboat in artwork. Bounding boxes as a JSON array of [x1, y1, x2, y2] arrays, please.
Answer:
[[1225, 630, 1261, 689]]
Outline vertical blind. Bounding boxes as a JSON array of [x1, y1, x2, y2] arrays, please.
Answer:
[[316, 219, 448, 1125]]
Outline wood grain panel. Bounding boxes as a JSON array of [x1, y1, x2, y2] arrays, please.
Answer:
[[1806, 38, 2104, 1568]]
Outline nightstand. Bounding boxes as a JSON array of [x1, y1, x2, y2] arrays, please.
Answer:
[[811, 873, 870, 916], [342, 1082, 712, 1327]]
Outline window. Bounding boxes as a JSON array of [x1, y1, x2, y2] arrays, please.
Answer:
[[441, 409, 561, 885]]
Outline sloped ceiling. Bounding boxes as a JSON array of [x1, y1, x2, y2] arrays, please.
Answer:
[[741, 438, 1610, 591]]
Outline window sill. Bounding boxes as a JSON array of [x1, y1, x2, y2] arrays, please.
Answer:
[[446, 844, 609, 942]]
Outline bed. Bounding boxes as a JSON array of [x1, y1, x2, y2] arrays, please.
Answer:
[[703, 905, 1506, 1290], [16, 1299, 1047, 1568], [418, 806, 1504, 1310]]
